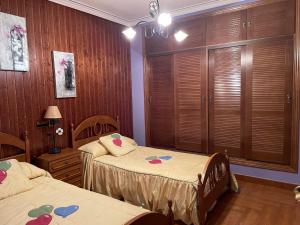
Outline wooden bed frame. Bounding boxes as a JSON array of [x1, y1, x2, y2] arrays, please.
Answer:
[[0, 131, 173, 225], [71, 115, 231, 225], [0, 132, 30, 163]]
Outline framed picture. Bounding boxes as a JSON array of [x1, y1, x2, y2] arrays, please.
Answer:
[[52, 51, 77, 98], [0, 12, 29, 71]]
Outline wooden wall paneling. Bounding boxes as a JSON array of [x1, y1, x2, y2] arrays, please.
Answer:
[[172, 18, 206, 51], [174, 50, 207, 152], [206, 10, 247, 46], [245, 38, 294, 164], [208, 46, 246, 158], [148, 55, 175, 148], [0, 0, 132, 158], [247, 0, 295, 40]]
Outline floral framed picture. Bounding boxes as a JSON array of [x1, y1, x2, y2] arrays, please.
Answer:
[[0, 12, 29, 71], [52, 51, 77, 98]]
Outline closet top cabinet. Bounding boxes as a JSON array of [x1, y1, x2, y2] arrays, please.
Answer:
[[206, 0, 295, 45], [247, 0, 295, 40], [206, 10, 247, 46]]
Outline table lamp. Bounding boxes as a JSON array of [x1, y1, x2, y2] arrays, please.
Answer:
[[44, 106, 62, 154]]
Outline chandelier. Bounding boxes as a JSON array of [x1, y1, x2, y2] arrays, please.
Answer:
[[122, 0, 188, 42]]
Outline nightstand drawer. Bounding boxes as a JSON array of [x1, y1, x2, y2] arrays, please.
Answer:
[[52, 164, 81, 181], [49, 154, 80, 173]]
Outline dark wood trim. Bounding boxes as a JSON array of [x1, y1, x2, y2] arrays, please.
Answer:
[[147, 35, 294, 56], [235, 174, 297, 190], [291, 0, 300, 174], [231, 157, 297, 173]]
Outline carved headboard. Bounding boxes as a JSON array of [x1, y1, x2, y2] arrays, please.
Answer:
[[0, 132, 30, 163], [71, 115, 120, 149]]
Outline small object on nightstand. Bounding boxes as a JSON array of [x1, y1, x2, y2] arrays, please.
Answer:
[[35, 148, 82, 187]]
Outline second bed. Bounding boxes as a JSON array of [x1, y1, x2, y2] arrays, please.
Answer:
[[71, 115, 238, 225]]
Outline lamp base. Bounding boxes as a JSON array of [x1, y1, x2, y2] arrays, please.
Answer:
[[49, 147, 61, 154]]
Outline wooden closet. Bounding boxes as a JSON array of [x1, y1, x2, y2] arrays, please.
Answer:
[[144, 0, 298, 172]]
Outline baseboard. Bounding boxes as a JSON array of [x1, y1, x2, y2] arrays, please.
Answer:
[[235, 174, 297, 190]]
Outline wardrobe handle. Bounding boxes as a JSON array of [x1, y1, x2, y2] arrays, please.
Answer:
[[148, 96, 152, 104], [242, 22, 246, 29], [247, 21, 251, 27], [287, 94, 292, 104]]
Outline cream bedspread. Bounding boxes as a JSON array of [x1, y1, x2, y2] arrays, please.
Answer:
[[0, 176, 148, 225], [82, 147, 235, 225]]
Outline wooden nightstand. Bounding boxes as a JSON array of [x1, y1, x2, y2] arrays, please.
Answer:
[[36, 148, 82, 187]]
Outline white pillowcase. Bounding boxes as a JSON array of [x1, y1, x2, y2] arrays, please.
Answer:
[[99, 133, 136, 157], [78, 140, 108, 158], [0, 159, 33, 200]]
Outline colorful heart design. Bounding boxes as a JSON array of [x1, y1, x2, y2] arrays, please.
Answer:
[[149, 159, 162, 164], [111, 133, 121, 139], [26, 214, 52, 225], [28, 205, 54, 218], [145, 156, 158, 161], [113, 138, 122, 147], [0, 170, 7, 184], [0, 161, 12, 171], [54, 205, 79, 218], [159, 156, 172, 161]]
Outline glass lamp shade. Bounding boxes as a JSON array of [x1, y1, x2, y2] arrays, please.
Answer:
[[44, 106, 62, 119]]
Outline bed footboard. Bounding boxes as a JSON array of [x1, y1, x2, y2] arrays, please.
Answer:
[[126, 201, 174, 225], [197, 152, 231, 225]]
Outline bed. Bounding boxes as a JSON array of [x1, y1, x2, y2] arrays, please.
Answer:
[[0, 132, 172, 225], [71, 115, 237, 225]]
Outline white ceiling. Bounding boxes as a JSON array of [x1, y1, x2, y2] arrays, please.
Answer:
[[49, 0, 244, 26]]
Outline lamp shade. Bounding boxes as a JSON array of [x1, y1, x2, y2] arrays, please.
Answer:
[[44, 106, 62, 119]]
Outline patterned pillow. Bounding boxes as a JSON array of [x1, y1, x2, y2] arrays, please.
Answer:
[[99, 133, 136, 157], [78, 140, 108, 158], [0, 159, 33, 200], [123, 136, 138, 146]]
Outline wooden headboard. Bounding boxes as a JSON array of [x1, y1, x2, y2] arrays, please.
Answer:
[[0, 132, 30, 163], [71, 115, 120, 149]]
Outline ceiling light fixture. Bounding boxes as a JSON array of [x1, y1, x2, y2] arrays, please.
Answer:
[[158, 13, 172, 27], [174, 30, 188, 42], [123, 0, 179, 41], [122, 27, 137, 40]]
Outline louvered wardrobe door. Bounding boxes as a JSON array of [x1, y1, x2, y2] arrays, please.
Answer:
[[148, 55, 175, 148], [209, 46, 246, 157], [245, 38, 293, 164], [174, 50, 207, 153]]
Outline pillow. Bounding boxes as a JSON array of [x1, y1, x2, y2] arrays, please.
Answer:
[[78, 140, 108, 158], [100, 133, 136, 157], [0, 159, 33, 200], [19, 162, 48, 179], [123, 136, 138, 146]]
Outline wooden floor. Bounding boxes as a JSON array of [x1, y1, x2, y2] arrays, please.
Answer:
[[176, 180, 299, 225], [205, 180, 300, 225]]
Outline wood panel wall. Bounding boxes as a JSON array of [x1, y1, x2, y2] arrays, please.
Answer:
[[0, 0, 132, 158]]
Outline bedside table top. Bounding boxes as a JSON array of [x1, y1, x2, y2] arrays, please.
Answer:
[[37, 148, 79, 162]]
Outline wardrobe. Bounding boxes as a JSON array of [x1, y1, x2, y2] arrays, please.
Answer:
[[144, 0, 299, 171]]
